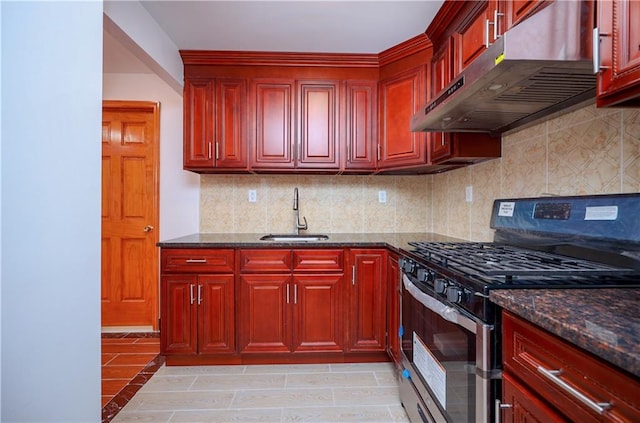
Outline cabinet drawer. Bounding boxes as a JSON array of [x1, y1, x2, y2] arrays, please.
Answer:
[[239, 249, 292, 273], [161, 249, 234, 273], [503, 311, 640, 422], [293, 249, 344, 272]]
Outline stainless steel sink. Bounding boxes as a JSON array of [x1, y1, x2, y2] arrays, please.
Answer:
[[260, 234, 329, 242]]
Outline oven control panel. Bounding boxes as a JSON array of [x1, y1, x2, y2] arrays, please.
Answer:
[[490, 193, 640, 243], [399, 257, 480, 316]]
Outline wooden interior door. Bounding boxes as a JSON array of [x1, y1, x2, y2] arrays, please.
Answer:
[[102, 101, 159, 330]]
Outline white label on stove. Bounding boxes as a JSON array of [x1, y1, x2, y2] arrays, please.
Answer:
[[584, 205, 618, 220], [498, 201, 515, 217], [413, 332, 446, 407]]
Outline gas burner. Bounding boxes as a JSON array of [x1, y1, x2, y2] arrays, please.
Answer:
[[408, 241, 640, 279]]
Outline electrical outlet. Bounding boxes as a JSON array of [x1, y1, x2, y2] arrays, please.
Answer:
[[465, 186, 473, 203], [248, 190, 257, 203], [378, 190, 387, 203]]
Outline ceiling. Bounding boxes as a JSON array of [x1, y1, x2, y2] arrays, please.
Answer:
[[103, 0, 444, 75]]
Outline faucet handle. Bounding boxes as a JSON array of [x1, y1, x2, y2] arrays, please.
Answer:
[[297, 215, 308, 231]]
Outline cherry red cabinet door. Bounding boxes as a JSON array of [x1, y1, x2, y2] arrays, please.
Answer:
[[597, 0, 640, 106], [250, 79, 296, 169], [347, 249, 387, 352], [292, 274, 344, 353], [296, 81, 340, 169], [197, 275, 235, 354], [215, 79, 247, 169], [161, 275, 197, 355], [184, 79, 215, 169], [184, 78, 248, 170], [345, 80, 377, 171], [239, 274, 292, 353], [501, 372, 568, 423], [378, 67, 427, 169]]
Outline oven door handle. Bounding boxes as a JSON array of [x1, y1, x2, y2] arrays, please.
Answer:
[[403, 274, 478, 334]]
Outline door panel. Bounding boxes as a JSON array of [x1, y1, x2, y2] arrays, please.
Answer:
[[239, 274, 292, 353], [292, 274, 344, 352], [102, 101, 159, 329]]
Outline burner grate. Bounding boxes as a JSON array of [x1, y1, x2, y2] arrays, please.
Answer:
[[408, 242, 638, 278]]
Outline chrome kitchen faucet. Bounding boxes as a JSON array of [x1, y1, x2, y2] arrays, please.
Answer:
[[293, 187, 308, 234]]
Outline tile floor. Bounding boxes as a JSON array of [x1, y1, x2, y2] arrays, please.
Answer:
[[102, 333, 164, 422], [111, 362, 410, 423]]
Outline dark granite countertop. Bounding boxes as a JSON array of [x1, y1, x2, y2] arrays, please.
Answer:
[[157, 232, 463, 255], [491, 289, 640, 378]]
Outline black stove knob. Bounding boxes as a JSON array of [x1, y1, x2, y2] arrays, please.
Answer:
[[417, 268, 433, 283], [401, 259, 415, 273], [434, 279, 448, 294], [446, 286, 463, 304]]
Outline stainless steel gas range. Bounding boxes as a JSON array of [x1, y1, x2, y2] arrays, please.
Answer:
[[398, 193, 640, 423]]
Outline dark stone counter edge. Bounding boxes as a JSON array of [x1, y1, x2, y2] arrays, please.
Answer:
[[491, 290, 640, 379], [156, 232, 464, 254]]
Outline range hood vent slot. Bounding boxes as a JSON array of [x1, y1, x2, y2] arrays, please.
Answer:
[[412, 1, 596, 136]]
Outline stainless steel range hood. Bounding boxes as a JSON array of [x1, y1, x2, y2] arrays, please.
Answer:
[[411, 1, 596, 136]]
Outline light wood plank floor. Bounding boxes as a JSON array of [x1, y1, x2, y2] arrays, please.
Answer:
[[111, 362, 410, 423]]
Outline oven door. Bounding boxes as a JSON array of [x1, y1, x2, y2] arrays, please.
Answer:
[[400, 274, 494, 423]]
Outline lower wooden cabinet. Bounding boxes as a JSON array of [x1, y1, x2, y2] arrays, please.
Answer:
[[347, 249, 387, 352], [161, 274, 235, 355], [501, 311, 640, 422], [160, 249, 235, 357], [238, 249, 345, 354], [160, 247, 395, 364]]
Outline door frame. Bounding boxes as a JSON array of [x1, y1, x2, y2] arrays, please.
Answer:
[[102, 100, 161, 330]]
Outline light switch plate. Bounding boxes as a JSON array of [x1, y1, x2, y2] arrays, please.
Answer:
[[465, 186, 473, 202]]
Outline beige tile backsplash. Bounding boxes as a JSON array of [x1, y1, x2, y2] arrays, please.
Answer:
[[200, 104, 640, 239]]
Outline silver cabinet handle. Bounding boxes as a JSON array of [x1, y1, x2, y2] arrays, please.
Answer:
[[286, 284, 290, 304], [494, 399, 512, 423], [537, 366, 612, 414], [215, 141, 219, 160], [294, 284, 298, 304], [208, 141, 213, 160], [485, 18, 491, 48], [352, 265, 356, 285], [493, 9, 504, 41], [197, 284, 203, 305], [189, 284, 195, 305], [593, 27, 611, 74], [186, 258, 207, 263]]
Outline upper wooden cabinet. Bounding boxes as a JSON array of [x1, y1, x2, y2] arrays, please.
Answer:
[[180, 38, 505, 175], [250, 79, 340, 171], [297, 81, 340, 170], [344, 80, 378, 172], [596, 0, 640, 107], [456, 1, 499, 72], [427, 0, 552, 81], [378, 65, 428, 170], [250, 79, 296, 169], [183, 78, 248, 171]]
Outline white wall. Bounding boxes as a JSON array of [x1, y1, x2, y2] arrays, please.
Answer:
[[1, 2, 102, 421], [103, 73, 199, 240], [103, 0, 183, 94]]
